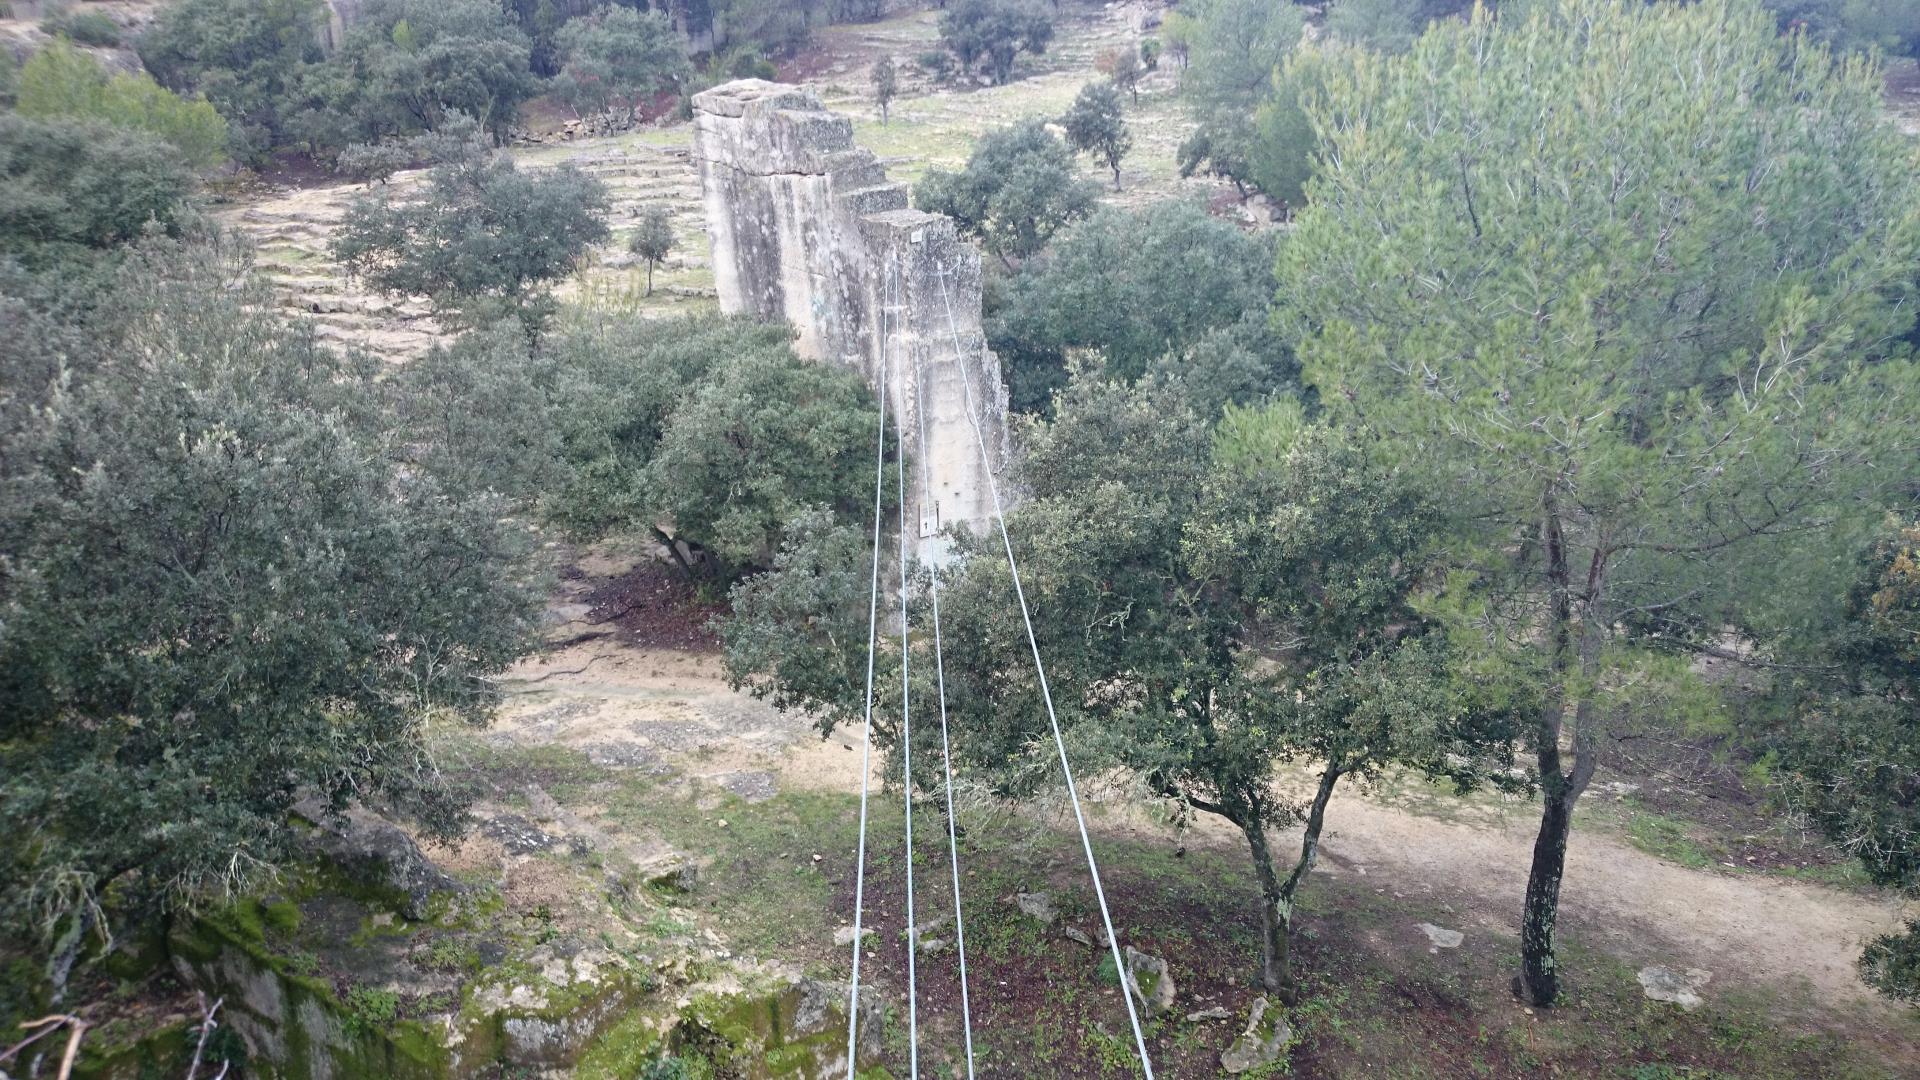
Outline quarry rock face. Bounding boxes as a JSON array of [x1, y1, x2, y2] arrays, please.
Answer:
[[692, 80, 1015, 554]]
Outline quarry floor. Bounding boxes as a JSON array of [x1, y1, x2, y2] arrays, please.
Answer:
[[443, 543, 1920, 1078]]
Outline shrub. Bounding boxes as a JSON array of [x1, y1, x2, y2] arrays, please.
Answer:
[[42, 9, 122, 48], [17, 40, 227, 170]]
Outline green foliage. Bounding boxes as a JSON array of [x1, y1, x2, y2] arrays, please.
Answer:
[[721, 506, 897, 732], [644, 345, 890, 575], [1325, 0, 1425, 54], [1244, 48, 1342, 207], [0, 240, 542, 966], [42, 8, 122, 48], [709, 0, 811, 56], [332, 134, 610, 332], [724, 371, 1519, 992], [17, 41, 228, 171], [987, 200, 1284, 411], [343, 986, 401, 1037], [1175, 0, 1305, 113], [629, 205, 675, 296], [1275, 0, 1920, 1002], [553, 6, 689, 122], [0, 115, 192, 258], [137, 0, 327, 164], [1772, 521, 1920, 899], [1860, 921, 1920, 1004], [1761, 0, 1920, 59], [538, 315, 798, 536], [290, 0, 539, 151], [1059, 80, 1130, 190], [913, 119, 1097, 268], [939, 0, 1055, 85], [870, 56, 897, 124]]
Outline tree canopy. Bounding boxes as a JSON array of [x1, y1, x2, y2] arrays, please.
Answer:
[[987, 200, 1285, 413], [721, 372, 1522, 998], [939, 0, 1055, 85], [913, 119, 1097, 270], [0, 242, 542, 977], [331, 128, 611, 332], [17, 41, 228, 172], [553, 6, 689, 122], [1060, 80, 1130, 190], [1275, 0, 1920, 1006]]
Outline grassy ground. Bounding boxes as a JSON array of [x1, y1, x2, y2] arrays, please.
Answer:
[[463, 739, 1902, 1079]]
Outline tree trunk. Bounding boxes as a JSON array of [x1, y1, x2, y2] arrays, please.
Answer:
[[1110, 161, 1122, 190], [1242, 766, 1341, 1005], [1244, 820, 1298, 1004], [645, 259, 655, 297], [1516, 497, 1602, 1007], [1519, 782, 1574, 1005], [653, 525, 696, 579]]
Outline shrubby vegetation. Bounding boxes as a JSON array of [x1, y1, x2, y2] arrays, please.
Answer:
[[17, 40, 228, 171], [1274, 0, 1920, 1005], [552, 5, 689, 123], [913, 119, 1097, 269], [0, 116, 193, 267], [938, 0, 1055, 85], [987, 200, 1289, 414], [331, 118, 611, 332], [0, 240, 544, 987]]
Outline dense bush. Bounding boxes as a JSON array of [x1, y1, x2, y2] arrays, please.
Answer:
[[332, 125, 610, 332], [913, 119, 1097, 269], [0, 115, 193, 258], [939, 0, 1054, 84], [137, 0, 328, 164], [41, 8, 122, 47], [0, 241, 542, 981], [987, 200, 1286, 413], [17, 41, 228, 171]]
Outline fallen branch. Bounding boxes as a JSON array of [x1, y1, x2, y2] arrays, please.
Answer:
[[1, 1014, 88, 1080], [186, 993, 224, 1080]]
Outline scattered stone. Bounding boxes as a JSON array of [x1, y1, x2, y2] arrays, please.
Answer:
[[1123, 946, 1176, 1017], [1220, 996, 1292, 1074], [1063, 926, 1094, 948], [1638, 966, 1712, 1011], [1014, 891, 1057, 925], [1185, 1006, 1233, 1022], [1418, 923, 1464, 952], [481, 813, 565, 856], [716, 770, 778, 804], [583, 742, 671, 773], [641, 856, 700, 893], [833, 925, 876, 947], [920, 937, 949, 955]]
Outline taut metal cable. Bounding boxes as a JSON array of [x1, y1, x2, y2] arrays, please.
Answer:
[[891, 258, 922, 1078], [912, 285, 979, 1080], [843, 259, 891, 1080], [933, 268, 1157, 1080]]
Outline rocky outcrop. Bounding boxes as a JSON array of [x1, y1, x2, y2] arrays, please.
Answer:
[[692, 80, 1014, 552]]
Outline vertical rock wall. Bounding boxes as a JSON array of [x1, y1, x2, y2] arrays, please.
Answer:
[[691, 80, 1015, 552]]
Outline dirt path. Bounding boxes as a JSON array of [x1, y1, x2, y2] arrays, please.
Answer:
[[498, 573, 1916, 1041]]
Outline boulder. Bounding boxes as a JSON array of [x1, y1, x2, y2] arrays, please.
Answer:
[[1123, 946, 1176, 1017], [1418, 923, 1464, 951], [292, 797, 459, 922], [1014, 891, 1057, 925], [1638, 965, 1712, 1010], [1220, 996, 1291, 1074]]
